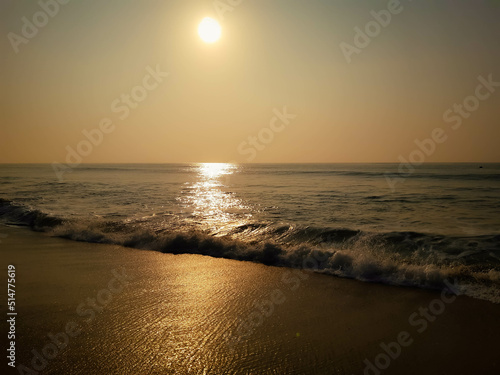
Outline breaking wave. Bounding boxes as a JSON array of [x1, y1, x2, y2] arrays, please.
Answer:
[[1, 198, 499, 303]]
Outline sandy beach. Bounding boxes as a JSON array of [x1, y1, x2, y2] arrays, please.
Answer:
[[1, 225, 498, 375]]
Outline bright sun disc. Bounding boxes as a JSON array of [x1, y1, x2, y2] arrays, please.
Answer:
[[198, 17, 221, 43]]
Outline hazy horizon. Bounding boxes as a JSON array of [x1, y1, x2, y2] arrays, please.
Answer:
[[0, 161, 499, 165]]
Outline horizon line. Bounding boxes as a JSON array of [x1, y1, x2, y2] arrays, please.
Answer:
[[0, 162, 498, 165]]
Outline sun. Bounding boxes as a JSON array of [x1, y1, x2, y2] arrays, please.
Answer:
[[198, 17, 221, 43]]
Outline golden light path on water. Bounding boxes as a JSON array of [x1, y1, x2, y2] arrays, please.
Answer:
[[178, 163, 252, 234]]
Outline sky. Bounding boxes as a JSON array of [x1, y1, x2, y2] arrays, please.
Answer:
[[1, 0, 499, 164]]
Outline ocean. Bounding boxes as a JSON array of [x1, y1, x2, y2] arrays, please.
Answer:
[[1, 163, 499, 303]]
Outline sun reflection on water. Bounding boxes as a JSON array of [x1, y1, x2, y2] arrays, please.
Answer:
[[198, 163, 235, 179], [178, 163, 251, 232]]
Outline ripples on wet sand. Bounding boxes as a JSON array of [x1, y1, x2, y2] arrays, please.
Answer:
[[4, 226, 499, 375]]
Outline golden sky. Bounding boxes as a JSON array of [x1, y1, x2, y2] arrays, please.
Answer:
[[1, 0, 499, 163]]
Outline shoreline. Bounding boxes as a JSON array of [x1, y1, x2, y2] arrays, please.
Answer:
[[2, 199, 499, 306], [2, 225, 500, 374]]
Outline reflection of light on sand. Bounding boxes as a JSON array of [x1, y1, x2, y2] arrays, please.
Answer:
[[148, 253, 267, 369], [177, 163, 252, 231]]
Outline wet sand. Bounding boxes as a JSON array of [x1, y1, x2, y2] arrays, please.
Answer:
[[1, 225, 499, 375]]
